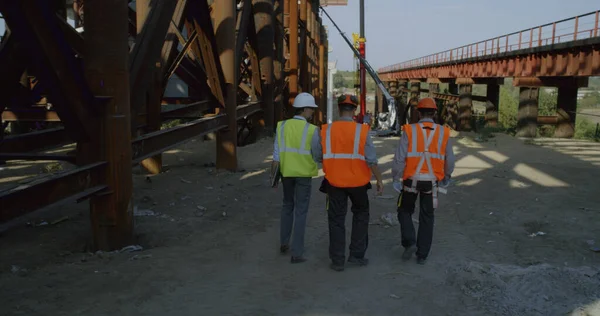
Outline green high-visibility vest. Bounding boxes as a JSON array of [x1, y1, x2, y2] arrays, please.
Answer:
[[276, 119, 318, 178]]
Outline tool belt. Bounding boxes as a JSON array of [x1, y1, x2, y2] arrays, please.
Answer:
[[404, 176, 447, 209]]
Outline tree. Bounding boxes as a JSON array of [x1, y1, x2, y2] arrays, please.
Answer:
[[333, 71, 346, 89]]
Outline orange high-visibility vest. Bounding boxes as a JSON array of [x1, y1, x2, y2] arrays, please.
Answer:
[[402, 122, 451, 181], [321, 121, 371, 188]]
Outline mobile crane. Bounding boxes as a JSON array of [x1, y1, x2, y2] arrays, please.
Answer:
[[320, 5, 399, 135]]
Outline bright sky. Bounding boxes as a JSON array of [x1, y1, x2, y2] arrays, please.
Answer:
[[321, 0, 599, 70]]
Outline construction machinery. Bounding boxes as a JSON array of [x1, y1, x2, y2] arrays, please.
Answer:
[[320, 5, 399, 135]]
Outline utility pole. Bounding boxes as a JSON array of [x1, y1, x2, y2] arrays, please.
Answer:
[[358, 0, 366, 122]]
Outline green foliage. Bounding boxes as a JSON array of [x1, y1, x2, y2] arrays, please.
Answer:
[[161, 119, 181, 130], [498, 85, 518, 129], [574, 117, 599, 140], [578, 91, 600, 109]]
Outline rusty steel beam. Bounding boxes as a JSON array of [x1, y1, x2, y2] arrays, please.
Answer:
[[0, 127, 70, 153], [80, 0, 134, 251], [188, 0, 227, 107], [0, 153, 76, 163], [160, 0, 188, 81], [129, 0, 178, 135], [132, 102, 262, 164], [132, 115, 227, 164], [0, 162, 107, 224], [160, 101, 216, 119], [0, 34, 28, 110], [55, 13, 84, 56], [538, 116, 559, 125], [214, 0, 238, 170], [252, 0, 275, 129], [235, 0, 253, 83], [288, 0, 299, 106], [2, 0, 97, 141], [1, 109, 61, 122]]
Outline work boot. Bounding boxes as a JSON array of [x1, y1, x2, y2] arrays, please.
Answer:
[[280, 245, 289, 254], [416, 257, 427, 265], [402, 245, 417, 261], [348, 256, 369, 266], [330, 262, 345, 272], [291, 256, 307, 264]]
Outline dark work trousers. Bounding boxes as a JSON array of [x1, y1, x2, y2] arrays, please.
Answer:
[[280, 177, 312, 258], [397, 179, 435, 259], [326, 183, 370, 265]]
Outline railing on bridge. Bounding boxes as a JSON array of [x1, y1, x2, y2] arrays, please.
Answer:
[[379, 10, 600, 73]]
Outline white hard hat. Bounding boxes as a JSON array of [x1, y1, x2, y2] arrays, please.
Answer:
[[292, 92, 318, 108]]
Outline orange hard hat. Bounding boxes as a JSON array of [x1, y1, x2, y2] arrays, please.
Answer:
[[337, 94, 358, 107], [417, 97, 437, 110]]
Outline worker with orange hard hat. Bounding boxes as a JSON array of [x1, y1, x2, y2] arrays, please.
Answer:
[[391, 97, 455, 265], [314, 94, 384, 272]]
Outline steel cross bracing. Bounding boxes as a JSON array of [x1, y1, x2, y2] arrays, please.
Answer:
[[0, 0, 328, 250]]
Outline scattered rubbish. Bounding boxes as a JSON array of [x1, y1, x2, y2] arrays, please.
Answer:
[[529, 231, 546, 237], [222, 211, 227, 217], [130, 254, 153, 261], [205, 186, 214, 190], [141, 196, 153, 203], [51, 216, 69, 225], [11, 265, 28, 277], [389, 294, 400, 299], [380, 213, 397, 226], [489, 212, 494, 215], [487, 240, 495, 243], [134, 207, 157, 217], [120, 245, 143, 253], [195, 205, 207, 217], [169, 202, 175, 207], [587, 240, 595, 246], [180, 195, 191, 201], [27, 220, 49, 227], [180, 178, 192, 184], [376, 194, 395, 200]]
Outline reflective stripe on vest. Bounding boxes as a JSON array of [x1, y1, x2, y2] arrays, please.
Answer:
[[279, 120, 311, 155], [403, 122, 449, 181], [323, 123, 365, 161], [277, 119, 318, 178]]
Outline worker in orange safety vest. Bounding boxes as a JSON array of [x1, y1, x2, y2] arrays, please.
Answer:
[[391, 97, 455, 265], [314, 94, 384, 272]]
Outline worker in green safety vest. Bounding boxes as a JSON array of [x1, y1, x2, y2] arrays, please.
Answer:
[[271, 92, 322, 264]]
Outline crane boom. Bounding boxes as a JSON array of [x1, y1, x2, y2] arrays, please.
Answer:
[[319, 6, 397, 133]]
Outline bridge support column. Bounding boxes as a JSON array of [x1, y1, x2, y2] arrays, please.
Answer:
[[397, 80, 408, 125], [485, 84, 500, 127], [82, 0, 134, 250], [429, 83, 439, 96], [516, 87, 539, 138], [458, 84, 473, 131], [554, 83, 578, 138], [409, 81, 420, 123]]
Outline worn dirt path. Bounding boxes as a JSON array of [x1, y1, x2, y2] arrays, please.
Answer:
[[1, 132, 600, 316]]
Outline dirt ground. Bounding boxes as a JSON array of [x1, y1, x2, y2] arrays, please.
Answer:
[[1, 131, 600, 316]]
